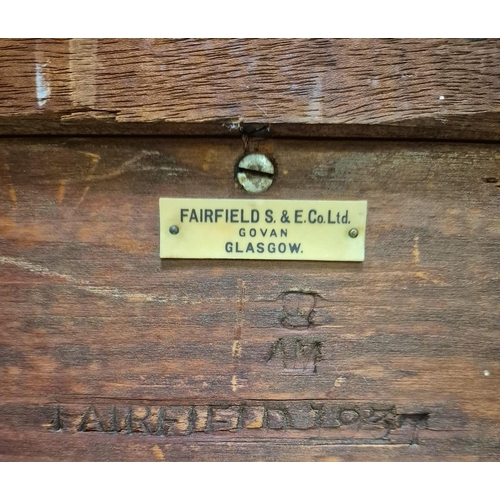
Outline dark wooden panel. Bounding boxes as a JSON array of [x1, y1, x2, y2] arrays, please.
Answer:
[[0, 137, 499, 460], [1, 39, 500, 140]]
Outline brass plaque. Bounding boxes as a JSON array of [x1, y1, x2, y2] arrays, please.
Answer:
[[159, 198, 367, 261]]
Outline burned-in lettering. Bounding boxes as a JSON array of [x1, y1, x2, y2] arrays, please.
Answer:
[[266, 337, 322, 373], [280, 292, 317, 329], [77, 405, 103, 432], [51, 401, 428, 445]]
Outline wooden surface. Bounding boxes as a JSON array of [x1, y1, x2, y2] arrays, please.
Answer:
[[1, 39, 500, 140], [0, 136, 499, 460]]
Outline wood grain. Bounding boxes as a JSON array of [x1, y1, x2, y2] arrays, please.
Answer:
[[1, 39, 500, 140], [0, 136, 499, 460]]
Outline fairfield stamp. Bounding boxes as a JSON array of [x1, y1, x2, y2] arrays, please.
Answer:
[[48, 401, 428, 444], [159, 198, 367, 261]]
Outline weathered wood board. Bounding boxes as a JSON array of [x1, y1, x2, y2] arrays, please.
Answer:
[[1, 39, 500, 140], [0, 136, 499, 460]]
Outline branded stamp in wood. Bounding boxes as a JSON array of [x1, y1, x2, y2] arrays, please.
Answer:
[[48, 401, 428, 445]]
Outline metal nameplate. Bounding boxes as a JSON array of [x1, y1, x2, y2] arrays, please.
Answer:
[[159, 198, 367, 261]]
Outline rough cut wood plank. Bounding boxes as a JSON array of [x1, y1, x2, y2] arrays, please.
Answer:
[[1, 39, 500, 139], [0, 136, 499, 460]]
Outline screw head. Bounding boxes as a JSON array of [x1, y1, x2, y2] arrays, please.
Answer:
[[236, 153, 274, 193], [169, 225, 179, 235], [348, 228, 359, 238]]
